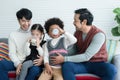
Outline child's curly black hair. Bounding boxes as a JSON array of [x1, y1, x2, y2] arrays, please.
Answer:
[[44, 17, 64, 33]]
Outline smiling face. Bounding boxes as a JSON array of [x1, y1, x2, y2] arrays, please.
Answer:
[[18, 17, 31, 31], [73, 14, 88, 31], [48, 24, 61, 39], [73, 14, 82, 30]]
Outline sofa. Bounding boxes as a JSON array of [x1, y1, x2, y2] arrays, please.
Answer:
[[68, 39, 120, 80], [0, 38, 120, 80]]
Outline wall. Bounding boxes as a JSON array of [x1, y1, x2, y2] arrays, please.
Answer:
[[0, 0, 120, 39]]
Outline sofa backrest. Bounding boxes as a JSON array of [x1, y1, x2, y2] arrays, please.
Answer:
[[0, 38, 119, 62], [0, 38, 8, 44]]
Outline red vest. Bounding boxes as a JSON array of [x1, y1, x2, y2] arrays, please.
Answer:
[[74, 26, 108, 62]]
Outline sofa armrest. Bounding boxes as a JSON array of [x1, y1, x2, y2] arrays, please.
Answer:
[[0, 38, 8, 44], [112, 54, 120, 80]]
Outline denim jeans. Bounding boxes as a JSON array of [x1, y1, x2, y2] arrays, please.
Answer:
[[62, 62, 117, 80], [0, 59, 15, 80], [0, 59, 43, 80], [25, 65, 43, 80]]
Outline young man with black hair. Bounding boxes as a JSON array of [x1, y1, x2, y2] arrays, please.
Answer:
[[8, 8, 43, 80], [51, 8, 117, 80]]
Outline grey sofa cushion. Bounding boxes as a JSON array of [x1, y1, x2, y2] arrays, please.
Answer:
[[0, 38, 8, 44]]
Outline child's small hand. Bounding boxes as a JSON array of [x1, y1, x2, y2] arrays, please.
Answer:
[[27, 37, 32, 43], [57, 27, 65, 35], [45, 63, 53, 75], [16, 63, 22, 75], [34, 55, 43, 66]]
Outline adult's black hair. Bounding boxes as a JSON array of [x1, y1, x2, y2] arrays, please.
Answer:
[[75, 8, 93, 25], [31, 24, 46, 47], [44, 17, 64, 33], [16, 8, 32, 20]]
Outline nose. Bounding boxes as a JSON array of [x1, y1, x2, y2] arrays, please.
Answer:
[[73, 21, 76, 26], [25, 21, 29, 26]]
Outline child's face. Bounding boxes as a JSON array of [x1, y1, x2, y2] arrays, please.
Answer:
[[48, 24, 61, 39], [31, 30, 42, 39]]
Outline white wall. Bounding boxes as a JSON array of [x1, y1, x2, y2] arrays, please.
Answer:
[[0, 0, 120, 39]]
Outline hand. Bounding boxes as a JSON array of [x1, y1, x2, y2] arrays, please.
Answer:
[[45, 63, 53, 75], [57, 26, 65, 35], [33, 55, 43, 66], [50, 53, 64, 65], [16, 63, 22, 75], [27, 37, 32, 43]]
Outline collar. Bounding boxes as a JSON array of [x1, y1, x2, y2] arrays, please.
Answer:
[[17, 28, 30, 33]]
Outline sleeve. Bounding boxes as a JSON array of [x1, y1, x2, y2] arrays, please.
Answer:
[[64, 32, 105, 62], [64, 32, 77, 47], [24, 42, 31, 56], [8, 33, 21, 67], [43, 42, 49, 64], [37, 46, 43, 56]]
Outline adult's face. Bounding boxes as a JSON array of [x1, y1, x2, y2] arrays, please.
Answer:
[[73, 14, 83, 31], [18, 17, 31, 31]]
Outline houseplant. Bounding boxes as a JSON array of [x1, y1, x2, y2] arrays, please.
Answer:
[[111, 7, 120, 36]]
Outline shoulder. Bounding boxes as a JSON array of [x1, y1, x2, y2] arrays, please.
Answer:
[[9, 30, 19, 36], [9, 31, 18, 39], [43, 39, 50, 46], [94, 32, 105, 38], [40, 40, 46, 47], [93, 32, 105, 41]]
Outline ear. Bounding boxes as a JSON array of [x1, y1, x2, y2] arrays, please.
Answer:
[[82, 19, 87, 25]]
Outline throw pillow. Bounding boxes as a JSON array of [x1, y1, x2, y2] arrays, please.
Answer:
[[0, 42, 11, 61]]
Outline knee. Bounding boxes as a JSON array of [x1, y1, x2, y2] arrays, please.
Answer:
[[109, 64, 117, 76], [62, 62, 74, 72], [29, 66, 41, 75], [104, 64, 117, 78], [22, 63, 31, 69]]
